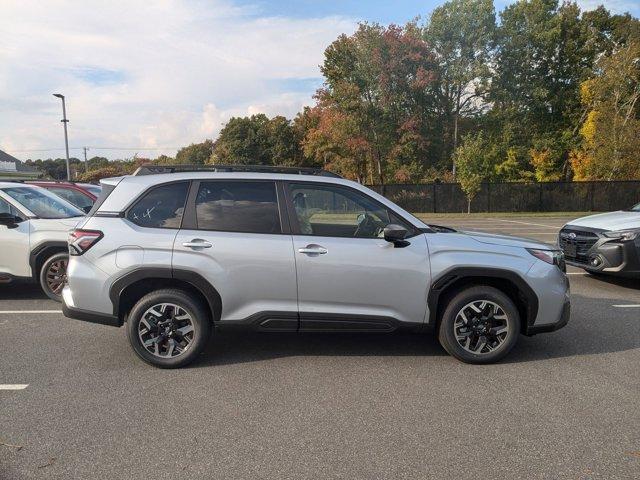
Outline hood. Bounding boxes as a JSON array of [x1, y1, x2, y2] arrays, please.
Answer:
[[32, 217, 83, 231], [566, 211, 640, 231], [463, 230, 555, 250]]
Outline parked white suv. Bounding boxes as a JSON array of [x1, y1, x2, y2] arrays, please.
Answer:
[[62, 165, 570, 368], [0, 182, 84, 300], [559, 203, 640, 277]]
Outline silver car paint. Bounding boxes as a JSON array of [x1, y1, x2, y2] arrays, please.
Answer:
[[64, 172, 569, 330], [564, 210, 640, 231], [0, 184, 81, 277]]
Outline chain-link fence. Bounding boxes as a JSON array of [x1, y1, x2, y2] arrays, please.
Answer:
[[368, 181, 640, 213]]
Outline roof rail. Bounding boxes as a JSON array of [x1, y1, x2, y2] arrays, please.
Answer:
[[131, 164, 342, 178]]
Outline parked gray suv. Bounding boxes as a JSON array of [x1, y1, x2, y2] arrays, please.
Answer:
[[62, 165, 570, 368]]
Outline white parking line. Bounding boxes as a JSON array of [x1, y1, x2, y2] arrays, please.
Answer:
[[612, 304, 640, 308], [0, 310, 62, 314], [492, 219, 559, 229], [0, 384, 28, 390]]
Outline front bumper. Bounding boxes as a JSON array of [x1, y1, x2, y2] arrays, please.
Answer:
[[559, 228, 640, 276], [525, 299, 570, 335]]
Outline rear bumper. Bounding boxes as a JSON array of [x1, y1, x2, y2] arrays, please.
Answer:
[[62, 286, 122, 327], [525, 299, 570, 335], [62, 302, 122, 327]]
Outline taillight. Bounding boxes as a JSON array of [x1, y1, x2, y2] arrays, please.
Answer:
[[69, 229, 103, 256]]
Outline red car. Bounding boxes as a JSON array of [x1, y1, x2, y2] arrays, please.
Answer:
[[27, 181, 101, 213]]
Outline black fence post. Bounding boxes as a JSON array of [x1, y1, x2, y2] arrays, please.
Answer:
[[487, 182, 491, 213], [432, 183, 437, 213], [590, 182, 595, 211], [538, 183, 543, 211]]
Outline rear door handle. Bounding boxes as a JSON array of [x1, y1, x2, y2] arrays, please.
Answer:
[[182, 239, 212, 249], [298, 245, 328, 255]]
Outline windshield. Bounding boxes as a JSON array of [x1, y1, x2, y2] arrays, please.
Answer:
[[1, 186, 84, 218]]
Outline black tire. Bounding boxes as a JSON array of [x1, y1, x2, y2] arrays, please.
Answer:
[[438, 285, 520, 364], [126, 289, 211, 368], [39, 252, 68, 302]]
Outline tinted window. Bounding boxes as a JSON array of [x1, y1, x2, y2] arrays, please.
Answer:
[[47, 187, 94, 210], [1, 186, 83, 219], [127, 182, 188, 228], [195, 181, 281, 234], [289, 183, 407, 238]]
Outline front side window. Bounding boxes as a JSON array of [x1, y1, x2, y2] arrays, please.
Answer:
[[1, 186, 83, 219], [288, 183, 406, 238], [47, 187, 94, 210], [195, 181, 281, 234], [127, 182, 189, 228]]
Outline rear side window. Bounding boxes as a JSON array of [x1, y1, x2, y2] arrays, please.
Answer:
[[127, 182, 189, 229], [194, 181, 281, 234], [47, 187, 93, 210]]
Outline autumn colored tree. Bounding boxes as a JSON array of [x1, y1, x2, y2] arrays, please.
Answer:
[[571, 40, 640, 180]]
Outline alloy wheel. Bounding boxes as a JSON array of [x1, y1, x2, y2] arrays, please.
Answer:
[[45, 258, 68, 296], [453, 300, 509, 355], [138, 303, 195, 358]]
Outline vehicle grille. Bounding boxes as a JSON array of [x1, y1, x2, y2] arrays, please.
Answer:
[[558, 228, 599, 264]]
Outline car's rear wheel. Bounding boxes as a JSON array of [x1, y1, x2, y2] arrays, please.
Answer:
[[39, 252, 68, 302], [438, 286, 520, 364], [126, 289, 211, 368]]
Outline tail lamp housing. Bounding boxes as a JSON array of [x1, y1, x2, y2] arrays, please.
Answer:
[[69, 229, 103, 256]]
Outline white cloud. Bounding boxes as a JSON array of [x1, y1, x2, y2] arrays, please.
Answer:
[[576, 0, 639, 14], [0, 0, 355, 160]]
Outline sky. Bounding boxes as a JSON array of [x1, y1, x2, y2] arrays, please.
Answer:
[[1, 0, 638, 161]]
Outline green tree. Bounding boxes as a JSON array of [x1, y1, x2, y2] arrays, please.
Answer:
[[454, 133, 492, 213], [175, 140, 214, 165], [211, 115, 271, 165], [424, 0, 496, 172]]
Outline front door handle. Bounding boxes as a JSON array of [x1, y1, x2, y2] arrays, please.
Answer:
[[182, 239, 212, 249], [298, 245, 328, 255]]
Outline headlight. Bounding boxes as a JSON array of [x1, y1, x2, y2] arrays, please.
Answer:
[[603, 229, 640, 241], [527, 248, 564, 266]]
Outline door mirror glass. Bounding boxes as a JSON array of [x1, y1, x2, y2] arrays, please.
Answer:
[[383, 224, 409, 246]]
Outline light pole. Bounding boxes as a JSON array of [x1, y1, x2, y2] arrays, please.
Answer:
[[53, 93, 71, 180]]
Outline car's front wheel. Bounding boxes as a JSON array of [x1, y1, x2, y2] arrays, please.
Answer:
[[39, 252, 68, 302], [126, 289, 211, 368], [438, 286, 521, 364]]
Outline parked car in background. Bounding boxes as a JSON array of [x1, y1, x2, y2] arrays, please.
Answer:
[[0, 182, 84, 300], [27, 181, 101, 213], [63, 165, 570, 368], [559, 203, 640, 277]]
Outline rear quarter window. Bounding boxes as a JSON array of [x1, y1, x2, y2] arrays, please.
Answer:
[[126, 182, 189, 229]]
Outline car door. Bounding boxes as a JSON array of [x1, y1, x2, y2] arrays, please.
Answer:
[[173, 179, 298, 330], [284, 181, 430, 331], [0, 194, 31, 277]]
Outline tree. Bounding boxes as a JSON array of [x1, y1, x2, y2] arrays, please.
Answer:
[[175, 140, 213, 165], [424, 0, 496, 172], [454, 133, 492, 213], [211, 115, 272, 165], [571, 40, 640, 180], [316, 23, 441, 184]]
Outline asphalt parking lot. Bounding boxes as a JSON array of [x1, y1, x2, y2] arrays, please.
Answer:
[[1, 214, 639, 480]]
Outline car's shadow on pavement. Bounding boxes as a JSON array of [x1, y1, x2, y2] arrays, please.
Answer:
[[0, 282, 48, 300], [198, 331, 447, 367], [583, 272, 640, 290]]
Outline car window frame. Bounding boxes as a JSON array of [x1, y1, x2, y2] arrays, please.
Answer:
[[0, 191, 30, 220], [181, 179, 290, 235], [282, 180, 419, 239], [123, 180, 191, 230]]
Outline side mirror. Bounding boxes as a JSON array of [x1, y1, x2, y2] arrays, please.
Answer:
[[383, 224, 410, 247], [0, 212, 21, 229]]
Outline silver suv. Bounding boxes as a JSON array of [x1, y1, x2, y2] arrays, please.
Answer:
[[0, 182, 84, 300], [62, 166, 570, 368]]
